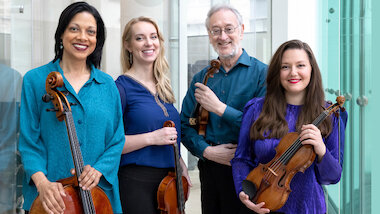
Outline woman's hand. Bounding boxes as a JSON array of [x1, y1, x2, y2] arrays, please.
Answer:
[[150, 126, 178, 146], [32, 172, 66, 214], [239, 191, 270, 214], [300, 124, 326, 162], [123, 126, 178, 154], [72, 165, 102, 191]]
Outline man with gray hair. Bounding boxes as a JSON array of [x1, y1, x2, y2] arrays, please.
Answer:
[[181, 4, 267, 214]]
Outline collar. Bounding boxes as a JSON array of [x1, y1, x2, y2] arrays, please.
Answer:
[[234, 49, 251, 67], [52, 59, 106, 84]]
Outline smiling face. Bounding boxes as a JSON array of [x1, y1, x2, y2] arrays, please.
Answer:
[[61, 12, 97, 62], [280, 48, 312, 104], [126, 21, 160, 66], [207, 9, 243, 59]]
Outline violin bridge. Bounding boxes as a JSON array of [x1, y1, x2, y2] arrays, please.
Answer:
[[268, 167, 278, 177], [189, 118, 197, 126]]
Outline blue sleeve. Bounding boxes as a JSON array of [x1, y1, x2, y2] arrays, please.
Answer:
[[116, 81, 127, 115], [222, 61, 267, 129], [231, 99, 259, 196], [315, 110, 347, 184], [18, 72, 48, 185], [180, 73, 209, 159]]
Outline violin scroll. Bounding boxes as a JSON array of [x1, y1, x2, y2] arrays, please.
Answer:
[[164, 120, 175, 128], [326, 95, 346, 117], [42, 72, 70, 121]]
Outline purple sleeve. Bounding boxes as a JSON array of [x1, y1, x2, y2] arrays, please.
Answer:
[[315, 113, 346, 184], [231, 99, 260, 196]]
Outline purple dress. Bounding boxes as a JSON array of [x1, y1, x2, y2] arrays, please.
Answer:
[[231, 97, 346, 214]]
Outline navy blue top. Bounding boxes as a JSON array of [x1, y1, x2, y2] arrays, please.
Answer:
[[180, 49, 267, 159], [231, 97, 347, 213], [115, 75, 181, 168]]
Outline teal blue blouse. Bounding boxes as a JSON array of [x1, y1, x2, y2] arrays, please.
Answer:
[[19, 60, 125, 213]]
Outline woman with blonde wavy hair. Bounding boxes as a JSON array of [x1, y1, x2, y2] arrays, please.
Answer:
[[115, 16, 191, 214]]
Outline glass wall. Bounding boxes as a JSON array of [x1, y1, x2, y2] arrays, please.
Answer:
[[319, 0, 379, 213]]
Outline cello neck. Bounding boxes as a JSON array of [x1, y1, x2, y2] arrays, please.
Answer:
[[63, 110, 96, 214], [173, 142, 185, 212]]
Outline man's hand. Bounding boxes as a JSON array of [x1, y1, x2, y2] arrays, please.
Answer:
[[203, 143, 237, 166], [194, 82, 226, 116]]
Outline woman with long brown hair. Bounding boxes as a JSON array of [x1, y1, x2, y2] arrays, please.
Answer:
[[231, 40, 347, 214]]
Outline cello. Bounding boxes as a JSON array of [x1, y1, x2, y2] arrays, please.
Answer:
[[29, 72, 113, 214], [189, 59, 221, 136], [242, 96, 345, 211], [157, 120, 189, 214]]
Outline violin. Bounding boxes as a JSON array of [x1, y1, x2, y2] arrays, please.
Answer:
[[29, 72, 112, 214], [157, 121, 189, 214], [242, 96, 345, 211], [189, 59, 221, 136]]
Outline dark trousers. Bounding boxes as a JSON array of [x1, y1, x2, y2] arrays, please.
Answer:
[[118, 164, 171, 214], [198, 159, 243, 214]]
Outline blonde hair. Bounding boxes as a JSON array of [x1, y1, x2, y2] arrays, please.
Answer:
[[121, 16, 175, 103]]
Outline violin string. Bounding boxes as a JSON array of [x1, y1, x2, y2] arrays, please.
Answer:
[[264, 111, 328, 182]]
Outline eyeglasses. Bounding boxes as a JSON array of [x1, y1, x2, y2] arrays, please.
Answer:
[[209, 25, 239, 36]]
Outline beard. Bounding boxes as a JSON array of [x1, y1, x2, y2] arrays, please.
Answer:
[[213, 43, 239, 59]]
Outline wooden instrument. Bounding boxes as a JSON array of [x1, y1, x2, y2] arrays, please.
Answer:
[[157, 121, 189, 214], [189, 59, 221, 136], [29, 72, 112, 214], [242, 96, 345, 211]]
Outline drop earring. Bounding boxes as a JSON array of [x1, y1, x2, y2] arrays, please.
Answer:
[[129, 52, 133, 65], [60, 41, 63, 49]]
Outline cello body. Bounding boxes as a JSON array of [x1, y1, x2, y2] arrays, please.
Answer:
[[30, 176, 113, 214]]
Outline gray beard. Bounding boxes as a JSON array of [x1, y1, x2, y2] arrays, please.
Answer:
[[214, 45, 238, 59]]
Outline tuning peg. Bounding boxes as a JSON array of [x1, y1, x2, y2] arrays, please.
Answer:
[[42, 94, 54, 103], [46, 108, 57, 112], [62, 91, 70, 96]]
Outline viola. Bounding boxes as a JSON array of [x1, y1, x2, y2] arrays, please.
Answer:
[[157, 121, 189, 214], [189, 59, 221, 136], [242, 96, 345, 211], [29, 72, 112, 214]]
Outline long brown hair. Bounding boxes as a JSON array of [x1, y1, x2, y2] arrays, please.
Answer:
[[250, 40, 331, 140], [121, 16, 175, 103]]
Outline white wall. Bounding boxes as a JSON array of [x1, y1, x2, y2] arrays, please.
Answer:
[[272, 0, 318, 55]]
